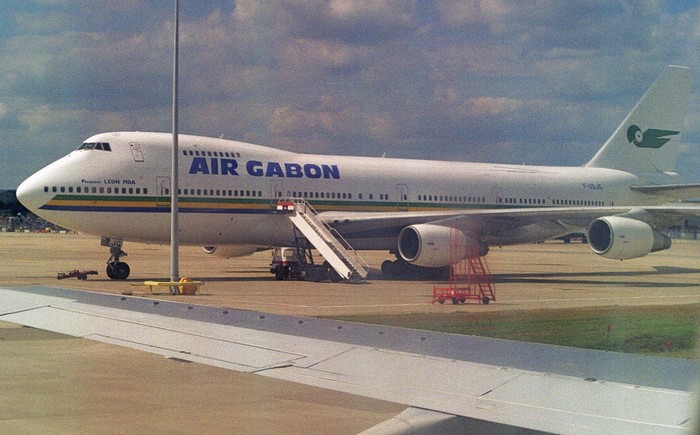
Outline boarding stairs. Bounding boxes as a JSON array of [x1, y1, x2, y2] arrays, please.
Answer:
[[281, 198, 369, 283]]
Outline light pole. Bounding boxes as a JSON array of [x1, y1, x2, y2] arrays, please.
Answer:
[[170, 0, 180, 293]]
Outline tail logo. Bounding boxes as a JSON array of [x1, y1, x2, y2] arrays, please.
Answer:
[[626, 125, 679, 149]]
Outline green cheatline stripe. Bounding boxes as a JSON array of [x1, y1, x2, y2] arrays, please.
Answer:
[[51, 194, 534, 211]]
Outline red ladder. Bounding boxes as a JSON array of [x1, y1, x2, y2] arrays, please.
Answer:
[[432, 227, 495, 305]]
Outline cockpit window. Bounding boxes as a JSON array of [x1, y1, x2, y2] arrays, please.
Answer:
[[78, 142, 111, 152]]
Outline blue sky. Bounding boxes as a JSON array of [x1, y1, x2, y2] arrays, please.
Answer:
[[2, 0, 700, 188]]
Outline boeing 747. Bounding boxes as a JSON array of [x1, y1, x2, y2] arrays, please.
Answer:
[[16, 65, 700, 280]]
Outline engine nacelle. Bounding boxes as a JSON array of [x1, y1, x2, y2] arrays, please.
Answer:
[[202, 245, 259, 258], [397, 224, 487, 268], [587, 216, 671, 260]]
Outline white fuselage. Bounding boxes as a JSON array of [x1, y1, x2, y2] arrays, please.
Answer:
[[17, 131, 665, 249]]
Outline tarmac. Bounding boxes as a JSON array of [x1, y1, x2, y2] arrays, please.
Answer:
[[1, 232, 699, 433]]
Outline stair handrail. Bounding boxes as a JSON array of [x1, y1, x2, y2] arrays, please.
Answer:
[[289, 198, 370, 277]]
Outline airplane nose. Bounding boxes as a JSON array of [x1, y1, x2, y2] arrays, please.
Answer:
[[16, 172, 46, 213]]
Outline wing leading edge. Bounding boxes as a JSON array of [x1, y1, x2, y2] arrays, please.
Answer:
[[320, 205, 700, 243]]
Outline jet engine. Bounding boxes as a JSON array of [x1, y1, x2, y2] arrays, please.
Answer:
[[202, 245, 260, 258], [397, 224, 487, 268], [587, 216, 671, 260]]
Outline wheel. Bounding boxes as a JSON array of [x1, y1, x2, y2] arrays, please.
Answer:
[[459, 298, 466, 304], [106, 263, 116, 279], [329, 270, 342, 283], [451, 297, 459, 305], [275, 267, 285, 280], [438, 298, 445, 304], [108, 262, 130, 280], [381, 260, 394, 275], [482, 297, 490, 305]]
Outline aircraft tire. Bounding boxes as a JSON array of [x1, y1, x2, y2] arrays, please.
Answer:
[[107, 262, 130, 280], [106, 264, 115, 279], [381, 260, 396, 276]]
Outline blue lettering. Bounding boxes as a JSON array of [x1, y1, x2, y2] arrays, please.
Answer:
[[322, 164, 340, 179], [304, 164, 322, 179], [189, 157, 209, 175], [247, 160, 263, 177], [285, 163, 303, 178], [266, 162, 284, 177], [192, 158, 340, 179], [221, 159, 238, 176]]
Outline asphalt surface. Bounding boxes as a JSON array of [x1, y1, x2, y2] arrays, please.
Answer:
[[1, 232, 699, 433]]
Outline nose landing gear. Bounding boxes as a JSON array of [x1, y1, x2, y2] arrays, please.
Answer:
[[101, 237, 131, 280]]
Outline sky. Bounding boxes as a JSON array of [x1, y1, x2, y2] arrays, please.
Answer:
[[2, 0, 700, 189]]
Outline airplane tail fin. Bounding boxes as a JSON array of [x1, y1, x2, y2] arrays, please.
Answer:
[[585, 66, 692, 182]]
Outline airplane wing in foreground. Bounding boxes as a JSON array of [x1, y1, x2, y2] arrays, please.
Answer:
[[0, 286, 694, 434]]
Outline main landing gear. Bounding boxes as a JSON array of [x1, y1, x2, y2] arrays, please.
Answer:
[[102, 237, 130, 280], [381, 258, 451, 280]]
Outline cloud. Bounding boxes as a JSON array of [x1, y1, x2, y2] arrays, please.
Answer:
[[285, 0, 421, 44], [2, 0, 700, 189]]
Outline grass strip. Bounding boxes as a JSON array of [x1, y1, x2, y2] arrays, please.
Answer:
[[324, 304, 700, 358]]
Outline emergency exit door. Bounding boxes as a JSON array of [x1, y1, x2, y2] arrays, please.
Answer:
[[156, 176, 170, 207]]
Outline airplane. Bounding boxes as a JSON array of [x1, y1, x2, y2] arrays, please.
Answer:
[[15, 65, 700, 281]]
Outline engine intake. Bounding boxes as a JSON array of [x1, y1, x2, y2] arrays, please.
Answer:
[[587, 216, 671, 260]]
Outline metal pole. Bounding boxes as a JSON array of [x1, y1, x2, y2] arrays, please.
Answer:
[[170, 0, 180, 293]]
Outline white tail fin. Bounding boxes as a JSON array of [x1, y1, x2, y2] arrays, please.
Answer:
[[585, 66, 692, 181]]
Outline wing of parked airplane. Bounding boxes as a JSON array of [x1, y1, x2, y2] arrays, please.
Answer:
[[321, 203, 700, 262], [0, 286, 694, 433]]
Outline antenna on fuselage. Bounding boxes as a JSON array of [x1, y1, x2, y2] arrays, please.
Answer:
[[170, 0, 180, 292]]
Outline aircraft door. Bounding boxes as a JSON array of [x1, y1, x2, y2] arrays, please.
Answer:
[[397, 184, 409, 211], [130, 142, 145, 162], [156, 176, 170, 207], [269, 180, 284, 206], [492, 188, 503, 205]]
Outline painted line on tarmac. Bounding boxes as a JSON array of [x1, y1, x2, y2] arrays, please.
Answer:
[[230, 293, 700, 310], [228, 299, 428, 309]]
